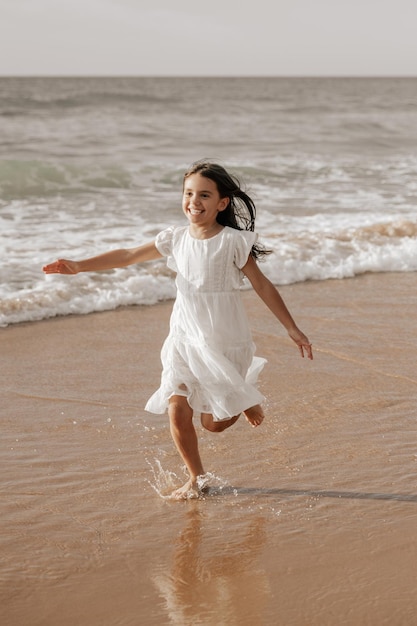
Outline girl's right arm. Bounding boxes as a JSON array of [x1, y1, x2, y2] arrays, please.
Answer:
[[43, 241, 162, 275]]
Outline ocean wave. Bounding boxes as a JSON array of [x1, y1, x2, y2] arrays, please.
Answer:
[[0, 160, 133, 199], [2, 154, 416, 204], [1, 216, 416, 327], [262, 218, 417, 284], [0, 90, 176, 116], [0, 270, 177, 327]]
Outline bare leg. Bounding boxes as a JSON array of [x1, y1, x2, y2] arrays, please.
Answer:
[[200, 413, 240, 432], [168, 395, 205, 500], [243, 404, 265, 427], [201, 405, 264, 431]]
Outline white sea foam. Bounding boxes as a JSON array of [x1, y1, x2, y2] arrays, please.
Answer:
[[1, 210, 416, 327]]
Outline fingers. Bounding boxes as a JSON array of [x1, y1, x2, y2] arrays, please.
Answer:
[[304, 342, 314, 360], [294, 336, 313, 360], [43, 261, 64, 274], [298, 338, 313, 360], [42, 260, 77, 274]]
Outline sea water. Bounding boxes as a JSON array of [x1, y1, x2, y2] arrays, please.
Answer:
[[1, 76, 417, 327]]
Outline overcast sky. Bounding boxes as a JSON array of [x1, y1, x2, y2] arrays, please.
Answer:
[[1, 0, 416, 76]]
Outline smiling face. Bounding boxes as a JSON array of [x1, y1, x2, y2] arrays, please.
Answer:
[[182, 173, 229, 234]]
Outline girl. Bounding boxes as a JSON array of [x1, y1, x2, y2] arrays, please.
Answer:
[[43, 161, 313, 500]]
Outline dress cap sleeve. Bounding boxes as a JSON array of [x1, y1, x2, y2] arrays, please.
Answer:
[[155, 226, 175, 257], [234, 230, 258, 269]]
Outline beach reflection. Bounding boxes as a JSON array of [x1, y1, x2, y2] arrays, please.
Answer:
[[153, 505, 269, 625]]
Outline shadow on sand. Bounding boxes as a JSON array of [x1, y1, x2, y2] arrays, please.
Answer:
[[205, 485, 417, 503]]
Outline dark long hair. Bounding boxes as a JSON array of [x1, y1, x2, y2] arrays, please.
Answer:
[[183, 160, 272, 260]]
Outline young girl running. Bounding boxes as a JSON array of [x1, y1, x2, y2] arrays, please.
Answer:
[[43, 161, 313, 500]]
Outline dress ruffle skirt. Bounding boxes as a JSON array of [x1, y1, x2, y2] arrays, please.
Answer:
[[145, 331, 266, 421]]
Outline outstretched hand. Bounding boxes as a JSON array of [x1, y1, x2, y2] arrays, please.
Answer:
[[43, 259, 79, 275], [288, 327, 313, 360]]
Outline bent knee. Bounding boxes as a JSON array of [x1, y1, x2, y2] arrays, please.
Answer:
[[203, 421, 227, 433], [201, 414, 240, 432]]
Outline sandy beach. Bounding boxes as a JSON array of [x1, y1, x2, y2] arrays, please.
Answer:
[[1, 271, 417, 625]]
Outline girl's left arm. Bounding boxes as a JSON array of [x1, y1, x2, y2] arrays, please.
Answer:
[[242, 256, 313, 359]]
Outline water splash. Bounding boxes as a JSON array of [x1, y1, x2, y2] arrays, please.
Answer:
[[147, 459, 231, 500], [146, 459, 181, 499]]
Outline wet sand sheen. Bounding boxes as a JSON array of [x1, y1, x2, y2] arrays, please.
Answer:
[[1, 272, 417, 625]]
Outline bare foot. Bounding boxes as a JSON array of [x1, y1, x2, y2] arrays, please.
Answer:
[[243, 405, 264, 428], [169, 479, 200, 501], [169, 475, 210, 500]]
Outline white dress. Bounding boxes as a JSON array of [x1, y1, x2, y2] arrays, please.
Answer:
[[145, 225, 266, 421]]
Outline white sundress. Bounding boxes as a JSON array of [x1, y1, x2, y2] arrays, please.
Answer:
[[145, 225, 267, 421]]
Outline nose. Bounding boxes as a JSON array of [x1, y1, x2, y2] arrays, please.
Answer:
[[189, 194, 200, 207]]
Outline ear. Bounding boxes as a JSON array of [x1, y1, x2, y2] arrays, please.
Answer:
[[218, 197, 230, 213]]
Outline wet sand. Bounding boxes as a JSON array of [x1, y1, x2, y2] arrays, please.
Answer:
[[1, 272, 417, 625]]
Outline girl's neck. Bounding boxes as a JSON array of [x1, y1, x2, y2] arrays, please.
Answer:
[[188, 223, 225, 240]]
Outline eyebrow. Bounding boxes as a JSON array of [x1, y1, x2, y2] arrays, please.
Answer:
[[183, 187, 213, 194]]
